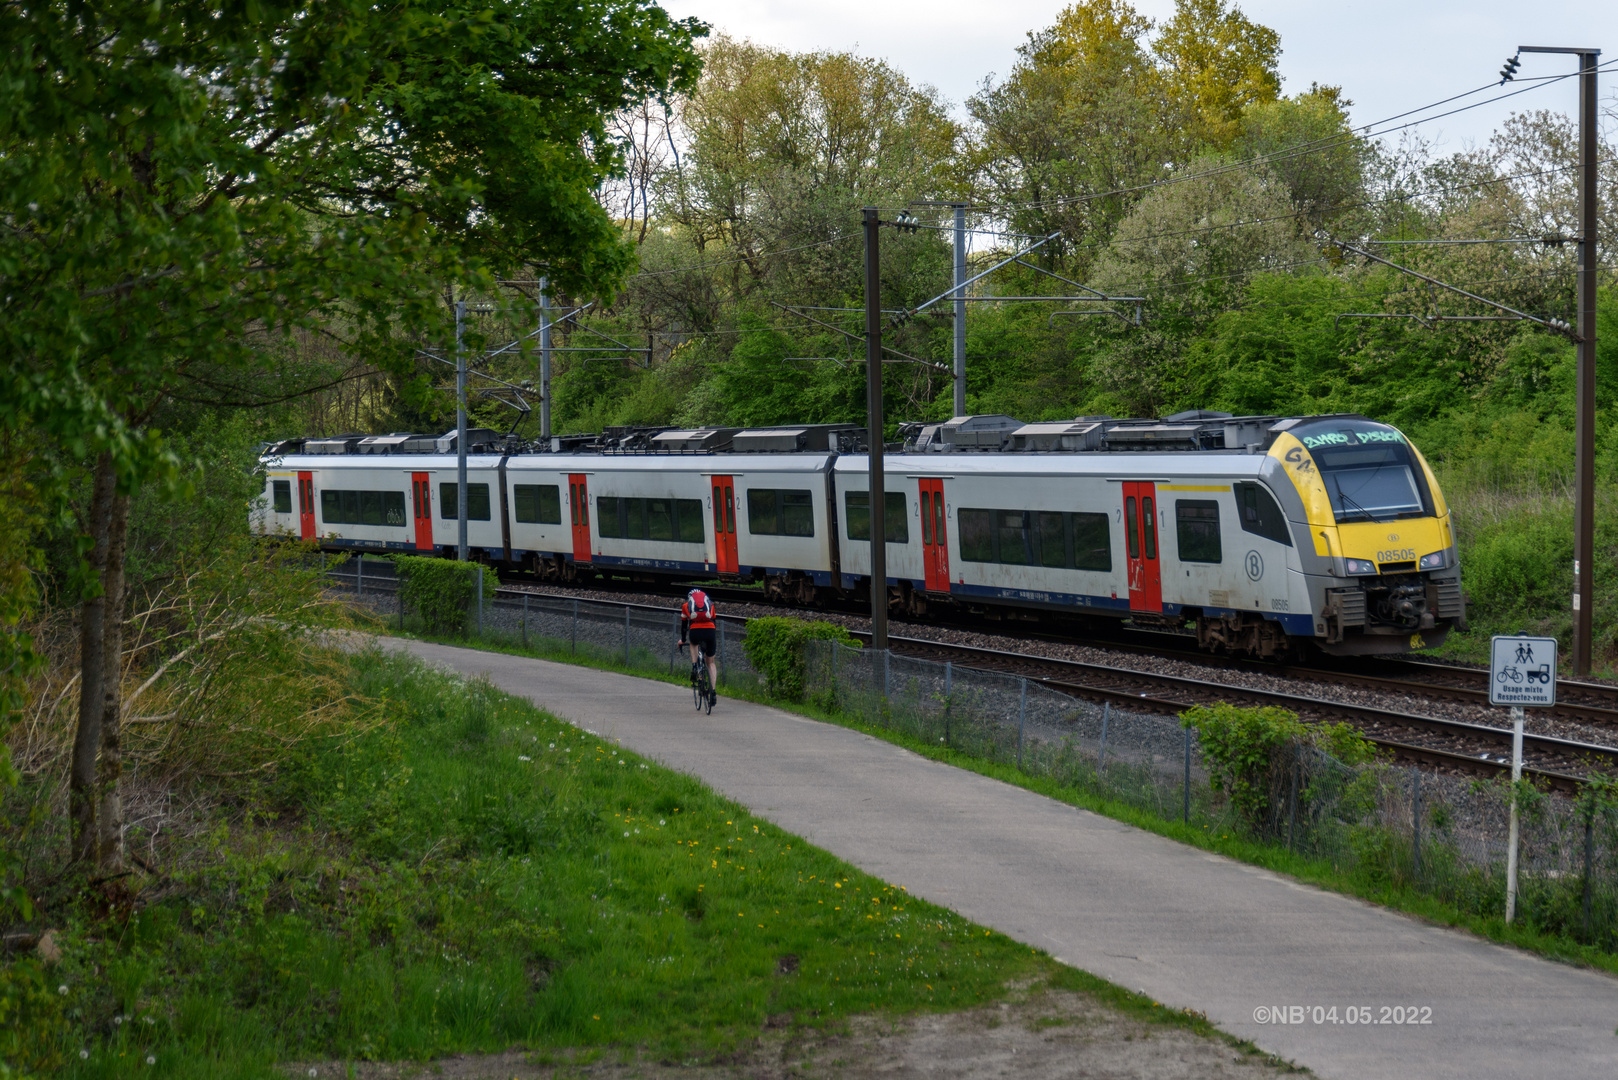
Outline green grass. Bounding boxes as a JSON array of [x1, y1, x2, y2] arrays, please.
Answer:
[[394, 620, 1618, 979], [33, 648, 1071, 1077]]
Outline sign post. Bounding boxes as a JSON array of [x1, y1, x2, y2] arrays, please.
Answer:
[[1489, 633, 1557, 924]]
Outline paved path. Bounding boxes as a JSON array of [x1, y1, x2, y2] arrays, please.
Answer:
[[382, 639, 1618, 1080]]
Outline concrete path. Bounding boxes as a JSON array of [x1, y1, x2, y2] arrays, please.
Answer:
[[381, 639, 1618, 1080]]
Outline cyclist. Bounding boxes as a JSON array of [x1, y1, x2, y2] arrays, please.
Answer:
[[678, 588, 719, 707]]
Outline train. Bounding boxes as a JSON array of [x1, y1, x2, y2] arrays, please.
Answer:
[[252, 410, 1466, 658]]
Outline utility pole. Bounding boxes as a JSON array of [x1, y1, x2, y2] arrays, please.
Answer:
[[539, 279, 553, 440], [863, 206, 888, 651], [455, 300, 469, 562], [953, 204, 967, 416], [1517, 45, 1600, 674]]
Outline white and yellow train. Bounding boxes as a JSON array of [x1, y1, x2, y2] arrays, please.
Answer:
[[253, 411, 1466, 657]]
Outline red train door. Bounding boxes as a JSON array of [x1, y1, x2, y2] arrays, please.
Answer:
[[568, 474, 592, 562], [410, 472, 434, 550], [918, 478, 951, 592], [1122, 481, 1162, 612], [297, 471, 316, 540], [710, 475, 738, 574]]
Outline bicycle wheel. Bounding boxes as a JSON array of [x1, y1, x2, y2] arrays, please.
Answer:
[[693, 674, 704, 711], [704, 680, 714, 715]]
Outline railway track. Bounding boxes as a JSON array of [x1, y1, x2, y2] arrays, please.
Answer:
[[326, 559, 1612, 790], [842, 631, 1609, 793]]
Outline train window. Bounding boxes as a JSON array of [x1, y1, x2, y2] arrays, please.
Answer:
[[1036, 512, 1065, 568], [996, 511, 1031, 565], [513, 484, 562, 525], [676, 499, 705, 543], [1234, 482, 1291, 546], [724, 486, 735, 534], [438, 482, 491, 521], [596, 496, 623, 538], [920, 492, 933, 545], [596, 496, 707, 543], [624, 497, 646, 539], [747, 489, 780, 534], [647, 499, 675, 541], [748, 489, 813, 536], [1141, 497, 1157, 559], [844, 491, 908, 543], [781, 490, 813, 536], [570, 483, 579, 525], [1125, 498, 1139, 559], [319, 489, 406, 527], [272, 480, 292, 514], [1072, 513, 1112, 572], [1176, 500, 1222, 563], [957, 509, 993, 562]]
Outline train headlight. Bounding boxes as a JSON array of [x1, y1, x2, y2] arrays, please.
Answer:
[[1418, 550, 1446, 570], [1344, 558, 1377, 576]]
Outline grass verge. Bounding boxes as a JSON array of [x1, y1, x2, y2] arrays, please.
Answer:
[[392, 622, 1618, 978], [14, 645, 1287, 1077]]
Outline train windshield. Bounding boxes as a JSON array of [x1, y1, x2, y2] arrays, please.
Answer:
[[1292, 421, 1433, 523]]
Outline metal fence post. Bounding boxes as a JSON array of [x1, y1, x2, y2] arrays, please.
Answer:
[[1412, 767, 1422, 880], [1583, 812, 1596, 940], [356, 557, 363, 596], [522, 594, 529, 649], [572, 597, 578, 654], [943, 661, 952, 747], [475, 565, 484, 636], [1098, 702, 1110, 774], [624, 604, 631, 665], [718, 619, 726, 687], [669, 614, 679, 674], [1286, 758, 1299, 852], [1016, 678, 1027, 769], [1182, 728, 1192, 824], [882, 648, 890, 698]]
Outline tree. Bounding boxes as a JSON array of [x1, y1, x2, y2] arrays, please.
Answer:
[[967, 0, 1175, 260], [1154, 0, 1282, 147], [0, 0, 703, 875]]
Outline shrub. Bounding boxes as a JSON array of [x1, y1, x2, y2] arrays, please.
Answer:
[[1181, 702, 1378, 834], [394, 556, 496, 635], [742, 616, 859, 700]]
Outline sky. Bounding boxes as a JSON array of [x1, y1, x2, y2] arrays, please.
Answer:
[[658, 0, 1617, 155]]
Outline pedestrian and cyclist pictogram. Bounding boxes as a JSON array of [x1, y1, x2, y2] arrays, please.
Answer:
[[1488, 634, 1557, 707]]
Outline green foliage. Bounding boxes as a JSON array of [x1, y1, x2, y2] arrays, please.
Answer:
[[742, 617, 860, 701], [22, 650, 1049, 1072], [1180, 703, 1376, 833], [394, 556, 496, 636], [0, 955, 67, 1078]]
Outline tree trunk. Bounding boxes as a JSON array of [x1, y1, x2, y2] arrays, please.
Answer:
[[95, 489, 131, 875], [71, 452, 115, 865]]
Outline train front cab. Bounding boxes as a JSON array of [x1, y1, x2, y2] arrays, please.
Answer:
[[1268, 416, 1464, 656]]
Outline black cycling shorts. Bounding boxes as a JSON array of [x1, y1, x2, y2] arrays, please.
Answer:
[[687, 627, 717, 658]]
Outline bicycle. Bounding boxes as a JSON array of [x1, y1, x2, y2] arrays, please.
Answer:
[[694, 663, 714, 714], [689, 655, 714, 714]]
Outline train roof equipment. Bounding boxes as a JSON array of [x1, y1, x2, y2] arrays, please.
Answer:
[[263, 412, 1393, 460]]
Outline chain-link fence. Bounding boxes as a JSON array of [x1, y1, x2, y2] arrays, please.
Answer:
[[324, 556, 764, 696], [805, 639, 1618, 951]]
